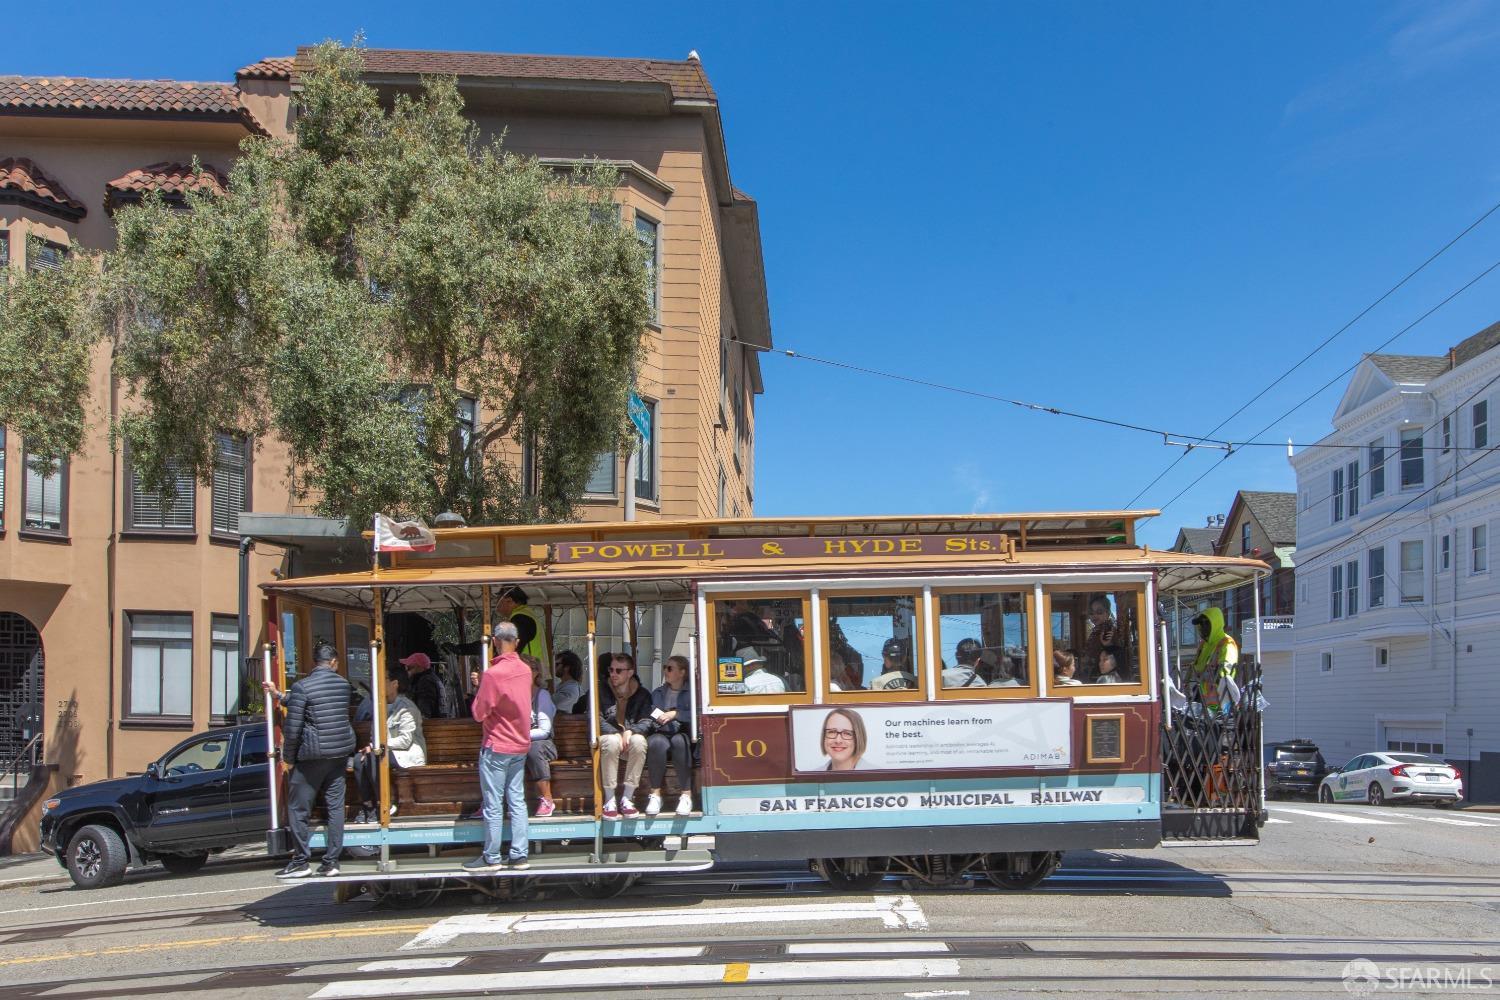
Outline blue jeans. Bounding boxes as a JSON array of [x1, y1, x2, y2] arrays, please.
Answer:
[[478, 748, 528, 863]]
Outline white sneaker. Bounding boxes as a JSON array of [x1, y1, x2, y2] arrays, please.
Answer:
[[675, 792, 693, 816], [645, 793, 663, 816]]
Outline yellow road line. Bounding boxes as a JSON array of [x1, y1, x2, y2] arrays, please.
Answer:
[[722, 961, 750, 982], [0, 922, 432, 968]]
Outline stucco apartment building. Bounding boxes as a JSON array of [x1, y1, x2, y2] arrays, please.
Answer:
[[1289, 324, 1500, 803], [0, 48, 770, 833]]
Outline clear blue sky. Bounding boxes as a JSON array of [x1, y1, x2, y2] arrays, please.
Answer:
[[22, 2, 1500, 547]]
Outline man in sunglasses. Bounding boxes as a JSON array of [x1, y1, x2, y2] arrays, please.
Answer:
[[599, 653, 653, 819]]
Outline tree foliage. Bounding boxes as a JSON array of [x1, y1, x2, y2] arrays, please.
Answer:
[[0, 41, 652, 525]]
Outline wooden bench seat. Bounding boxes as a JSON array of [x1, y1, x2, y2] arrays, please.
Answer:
[[349, 714, 693, 817]]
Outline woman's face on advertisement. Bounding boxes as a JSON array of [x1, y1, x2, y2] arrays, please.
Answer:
[[823, 712, 857, 764]]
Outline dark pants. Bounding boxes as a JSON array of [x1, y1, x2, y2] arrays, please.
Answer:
[[288, 756, 346, 865], [647, 732, 691, 791], [526, 739, 557, 781], [353, 750, 405, 808]]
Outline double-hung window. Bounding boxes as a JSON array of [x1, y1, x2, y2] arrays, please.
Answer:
[[21, 447, 66, 537], [1368, 440, 1385, 499], [126, 455, 195, 533], [1240, 522, 1251, 554], [633, 397, 657, 502], [211, 433, 251, 537], [1400, 427, 1423, 488], [584, 450, 616, 497], [1473, 524, 1488, 574], [1400, 540, 1424, 603], [635, 214, 660, 323], [1331, 467, 1344, 523], [26, 238, 66, 273], [1442, 415, 1452, 453], [1329, 564, 1343, 620], [1441, 534, 1451, 571], [1367, 546, 1385, 608], [210, 615, 241, 723], [126, 612, 192, 721], [1345, 460, 1359, 517], [1345, 558, 1359, 616], [1474, 400, 1489, 450]]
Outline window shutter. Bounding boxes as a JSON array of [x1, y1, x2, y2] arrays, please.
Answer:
[[212, 434, 248, 535]]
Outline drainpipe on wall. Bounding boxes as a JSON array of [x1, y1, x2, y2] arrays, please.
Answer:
[[105, 336, 120, 780], [238, 536, 255, 685]]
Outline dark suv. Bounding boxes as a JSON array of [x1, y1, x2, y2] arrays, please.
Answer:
[[1263, 738, 1328, 799], [40, 724, 272, 888]]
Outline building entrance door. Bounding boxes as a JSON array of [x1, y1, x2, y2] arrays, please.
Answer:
[[0, 613, 43, 763]]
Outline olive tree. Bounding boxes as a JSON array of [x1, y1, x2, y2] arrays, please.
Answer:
[[0, 41, 652, 527]]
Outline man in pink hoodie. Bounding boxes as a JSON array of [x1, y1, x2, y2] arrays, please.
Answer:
[[463, 621, 532, 871]]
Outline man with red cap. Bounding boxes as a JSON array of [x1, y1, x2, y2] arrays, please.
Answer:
[[401, 652, 443, 719]]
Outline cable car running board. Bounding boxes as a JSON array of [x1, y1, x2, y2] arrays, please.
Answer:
[[279, 848, 715, 884]]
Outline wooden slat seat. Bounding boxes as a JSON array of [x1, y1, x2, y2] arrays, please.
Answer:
[[346, 713, 694, 818]]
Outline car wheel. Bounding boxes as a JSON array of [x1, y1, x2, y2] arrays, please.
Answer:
[[159, 852, 209, 875], [1318, 785, 1333, 804], [66, 824, 129, 889], [1368, 782, 1385, 807]]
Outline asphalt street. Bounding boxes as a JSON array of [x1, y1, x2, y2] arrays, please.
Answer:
[[0, 801, 1495, 999]]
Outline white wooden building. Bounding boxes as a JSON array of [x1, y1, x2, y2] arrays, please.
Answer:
[[1289, 322, 1500, 802]]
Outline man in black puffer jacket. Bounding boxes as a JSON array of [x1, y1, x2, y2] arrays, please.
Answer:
[[275, 643, 356, 879]]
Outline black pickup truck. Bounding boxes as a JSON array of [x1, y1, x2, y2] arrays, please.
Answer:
[[40, 724, 273, 888]]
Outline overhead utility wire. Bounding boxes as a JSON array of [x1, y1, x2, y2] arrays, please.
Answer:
[[1140, 256, 1500, 522], [1124, 199, 1500, 509]]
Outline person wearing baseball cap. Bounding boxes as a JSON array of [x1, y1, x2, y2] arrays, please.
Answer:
[[400, 652, 443, 720], [870, 637, 918, 691]]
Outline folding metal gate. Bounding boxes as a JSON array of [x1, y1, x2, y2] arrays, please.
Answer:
[[1161, 653, 1263, 841]]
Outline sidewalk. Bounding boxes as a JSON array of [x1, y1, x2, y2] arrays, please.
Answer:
[[0, 853, 67, 889]]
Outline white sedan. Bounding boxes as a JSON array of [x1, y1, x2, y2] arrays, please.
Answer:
[[1318, 752, 1463, 807]]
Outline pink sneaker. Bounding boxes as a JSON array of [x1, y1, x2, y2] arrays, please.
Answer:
[[535, 798, 555, 818], [620, 801, 640, 818], [602, 799, 620, 819]]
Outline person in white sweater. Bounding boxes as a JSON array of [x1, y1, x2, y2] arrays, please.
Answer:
[[353, 663, 427, 823]]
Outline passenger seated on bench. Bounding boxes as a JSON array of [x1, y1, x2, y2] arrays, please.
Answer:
[[599, 652, 653, 819], [553, 651, 584, 713], [353, 663, 427, 822], [525, 655, 558, 818], [646, 654, 695, 817]]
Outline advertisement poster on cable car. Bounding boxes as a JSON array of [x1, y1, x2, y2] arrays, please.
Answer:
[[789, 702, 1072, 774]]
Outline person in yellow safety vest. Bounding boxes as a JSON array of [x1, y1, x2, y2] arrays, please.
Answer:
[[1188, 607, 1240, 716], [498, 586, 550, 681]]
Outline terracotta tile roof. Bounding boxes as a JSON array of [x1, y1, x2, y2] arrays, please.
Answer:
[[0, 156, 86, 220], [105, 162, 227, 211], [0, 76, 253, 122], [236, 56, 294, 81], [294, 48, 715, 103]]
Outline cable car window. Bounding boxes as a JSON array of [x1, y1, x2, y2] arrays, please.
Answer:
[[1044, 587, 1150, 695], [822, 592, 926, 700], [710, 594, 811, 704], [934, 589, 1035, 698]]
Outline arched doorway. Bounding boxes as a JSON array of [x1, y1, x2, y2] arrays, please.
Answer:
[[0, 613, 43, 762]]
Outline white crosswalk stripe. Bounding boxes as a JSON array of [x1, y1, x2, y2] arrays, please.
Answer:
[[1268, 806, 1399, 825]]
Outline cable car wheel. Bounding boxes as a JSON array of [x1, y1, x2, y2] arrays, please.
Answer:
[[568, 873, 637, 899], [368, 879, 446, 909], [983, 851, 1060, 890], [810, 857, 886, 891]]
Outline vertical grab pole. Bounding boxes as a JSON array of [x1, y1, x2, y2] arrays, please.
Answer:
[[1252, 571, 1265, 815], [687, 590, 700, 746], [372, 588, 392, 869], [587, 583, 604, 863], [481, 585, 492, 693], [262, 643, 279, 832]]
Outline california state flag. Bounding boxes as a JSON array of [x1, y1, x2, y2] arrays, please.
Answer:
[[374, 514, 437, 553]]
